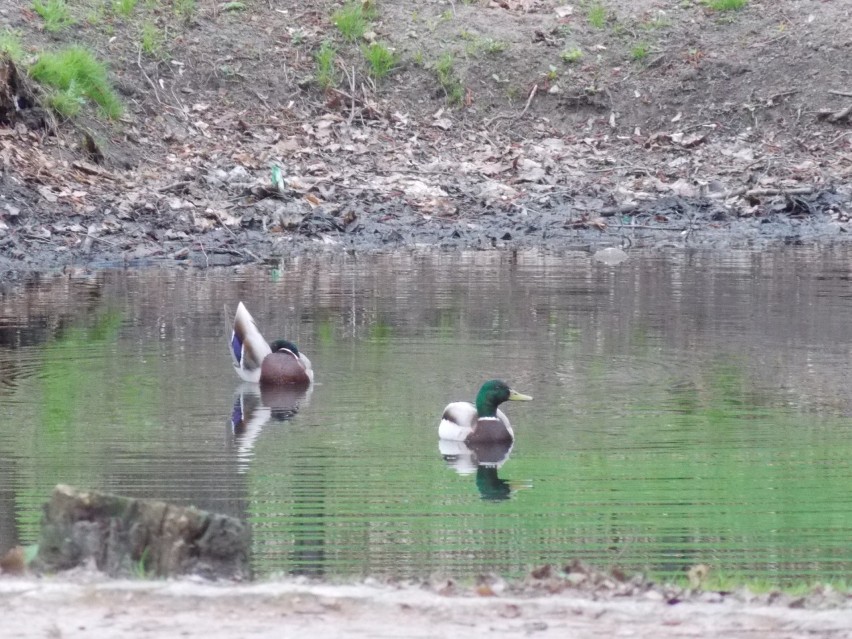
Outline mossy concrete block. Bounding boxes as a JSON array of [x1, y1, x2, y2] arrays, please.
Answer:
[[34, 485, 250, 580]]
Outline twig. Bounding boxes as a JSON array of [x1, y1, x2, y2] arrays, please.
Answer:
[[198, 241, 209, 268], [828, 90, 852, 98], [709, 185, 815, 200], [766, 90, 798, 103], [611, 224, 687, 231], [519, 83, 538, 119], [816, 103, 852, 123], [346, 65, 356, 125], [211, 211, 239, 240], [485, 84, 539, 127], [158, 180, 192, 193], [136, 48, 163, 105], [599, 204, 641, 217], [242, 248, 261, 262]]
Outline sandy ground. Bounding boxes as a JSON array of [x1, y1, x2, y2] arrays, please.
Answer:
[[2, 578, 852, 639]]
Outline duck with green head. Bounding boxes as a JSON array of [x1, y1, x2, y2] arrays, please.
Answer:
[[439, 380, 532, 444], [230, 302, 313, 386]]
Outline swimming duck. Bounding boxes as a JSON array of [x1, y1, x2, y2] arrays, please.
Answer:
[[438, 379, 532, 444], [230, 302, 313, 386]]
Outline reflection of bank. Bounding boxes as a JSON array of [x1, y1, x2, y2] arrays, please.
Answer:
[[439, 439, 528, 501], [228, 383, 311, 473]]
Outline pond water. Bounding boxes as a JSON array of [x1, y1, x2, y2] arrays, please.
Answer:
[[1, 249, 851, 585]]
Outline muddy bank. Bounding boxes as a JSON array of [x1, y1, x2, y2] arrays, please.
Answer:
[[2, 0, 852, 274], [1, 576, 851, 639], [1, 180, 850, 276]]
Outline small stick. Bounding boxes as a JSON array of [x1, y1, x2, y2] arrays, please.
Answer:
[[709, 185, 815, 199], [519, 84, 539, 119], [484, 84, 539, 127], [136, 48, 163, 105]]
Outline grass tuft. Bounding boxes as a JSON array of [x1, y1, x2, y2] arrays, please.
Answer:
[[706, 0, 748, 10], [314, 41, 337, 89], [0, 29, 25, 61], [362, 42, 396, 79], [173, 0, 196, 21], [560, 47, 583, 63], [587, 3, 607, 29], [332, 2, 371, 41], [111, 0, 137, 18], [434, 52, 464, 106], [631, 43, 650, 61], [32, 0, 75, 32], [29, 46, 123, 119], [140, 21, 164, 58]]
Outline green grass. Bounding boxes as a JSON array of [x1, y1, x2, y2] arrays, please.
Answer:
[[85, 4, 106, 26], [630, 42, 650, 61], [131, 547, 152, 579], [586, 3, 607, 28], [332, 2, 371, 41], [706, 0, 747, 10], [111, 0, 137, 18], [46, 82, 86, 116], [560, 47, 583, 63], [314, 41, 337, 89], [173, 0, 196, 21], [29, 47, 123, 119], [362, 42, 396, 79], [0, 29, 24, 61], [434, 52, 464, 106], [544, 64, 558, 81], [140, 21, 164, 58], [667, 569, 852, 596], [32, 0, 75, 32], [641, 16, 672, 30], [462, 34, 508, 57]]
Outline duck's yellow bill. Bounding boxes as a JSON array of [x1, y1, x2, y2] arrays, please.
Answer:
[[508, 390, 533, 401]]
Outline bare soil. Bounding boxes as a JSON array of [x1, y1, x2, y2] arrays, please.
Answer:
[[0, 0, 851, 272], [2, 573, 852, 639]]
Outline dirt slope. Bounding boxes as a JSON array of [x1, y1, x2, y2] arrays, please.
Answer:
[[0, 0, 850, 270]]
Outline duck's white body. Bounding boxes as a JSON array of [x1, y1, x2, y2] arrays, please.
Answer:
[[438, 402, 512, 442]]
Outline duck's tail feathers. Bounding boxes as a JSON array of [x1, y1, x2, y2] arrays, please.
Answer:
[[298, 352, 315, 383], [229, 302, 272, 382]]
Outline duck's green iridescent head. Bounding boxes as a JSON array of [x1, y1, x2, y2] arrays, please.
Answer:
[[269, 339, 300, 356], [475, 379, 533, 417]]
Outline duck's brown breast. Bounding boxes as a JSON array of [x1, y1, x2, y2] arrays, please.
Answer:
[[465, 417, 513, 445], [260, 352, 310, 386]]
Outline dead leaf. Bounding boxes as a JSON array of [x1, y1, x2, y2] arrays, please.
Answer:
[[304, 193, 322, 207], [37, 186, 58, 203]]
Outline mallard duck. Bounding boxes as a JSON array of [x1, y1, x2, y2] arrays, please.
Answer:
[[438, 379, 532, 444], [230, 302, 313, 386]]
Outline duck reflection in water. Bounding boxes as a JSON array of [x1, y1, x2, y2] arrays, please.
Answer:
[[439, 439, 529, 501], [229, 383, 311, 472]]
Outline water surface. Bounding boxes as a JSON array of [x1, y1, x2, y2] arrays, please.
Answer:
[[1, 249, 851, 584]]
